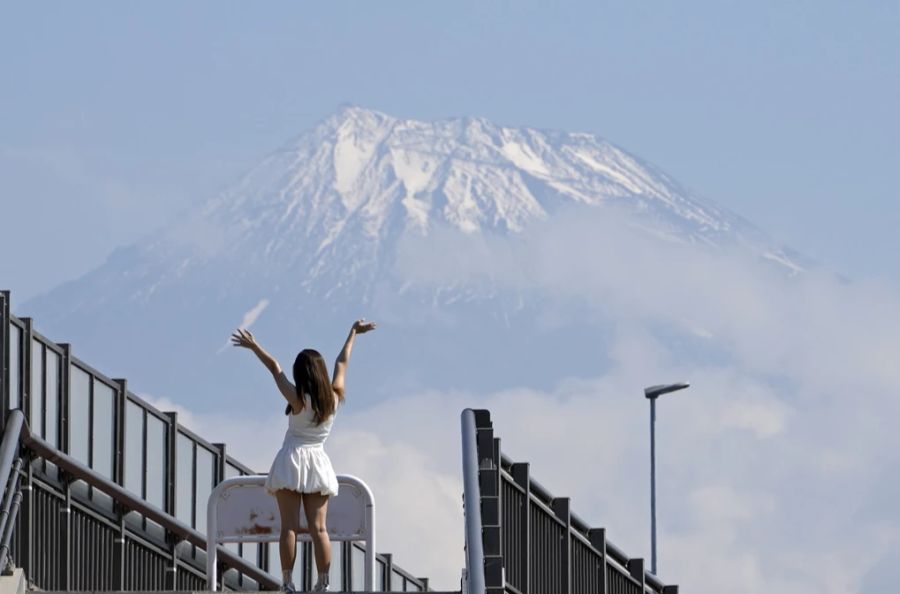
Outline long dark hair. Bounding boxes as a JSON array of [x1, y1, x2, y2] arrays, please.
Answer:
[[289, 349, 336, 425]]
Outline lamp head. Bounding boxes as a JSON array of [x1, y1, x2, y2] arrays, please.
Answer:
[[644, 382, 690, 399]]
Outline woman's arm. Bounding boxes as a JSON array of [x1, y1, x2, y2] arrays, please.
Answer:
[[231, 328, 301, 410], [332, 319, 376, 400], [231, 328, 281, 375]]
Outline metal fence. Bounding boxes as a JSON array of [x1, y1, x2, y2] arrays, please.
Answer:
[[462, 409, 678, 594], [0, 290, 430, 591]]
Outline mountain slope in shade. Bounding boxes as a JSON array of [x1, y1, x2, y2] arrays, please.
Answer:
[[20, 106, 803, 410]]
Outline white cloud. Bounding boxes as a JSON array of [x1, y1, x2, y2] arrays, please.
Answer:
[[217, 298, 270, 353]]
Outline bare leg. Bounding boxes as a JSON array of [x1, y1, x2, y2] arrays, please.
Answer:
[[302, 492, 331, 585], [274, 490, 303, 581]]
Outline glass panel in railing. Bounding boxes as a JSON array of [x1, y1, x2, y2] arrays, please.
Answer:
[[222, 566, 241, 589], [69, 366, 90, 463], [267, 541, 281, 579], [145, 517, 166, 542], [195, 445, 215, 533], [350, 544, 365, 591], [92, 378, 116, 509], [268, 541, 306, 587], [124, 401, 144, 496], [9, 324, 20, 409], [45, 349, 59, 448], [146, 414, 167, 510], [30, 339, 43, 433], [241, 576, 258, 590], [328, 543, 343, 591], [391, 568, 405, 591], [225, 462, 242, 480], [241, 541, 258, 568], [124, 510, 143, 532], [175, 433, 194, 526], [92, 380, 116, 479]]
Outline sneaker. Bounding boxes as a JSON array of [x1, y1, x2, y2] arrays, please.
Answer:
[[280, 582, 297, 593], [312, 582, 330, 592]]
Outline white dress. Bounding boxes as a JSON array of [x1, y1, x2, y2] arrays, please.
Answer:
[[264, 372, 340, 497]]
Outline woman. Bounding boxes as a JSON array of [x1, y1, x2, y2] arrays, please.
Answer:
[[231, 319, 376, 592]]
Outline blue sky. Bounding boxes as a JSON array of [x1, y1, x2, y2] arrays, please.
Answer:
[[1, 1, 898, 302], [4, 4, 900, 591]]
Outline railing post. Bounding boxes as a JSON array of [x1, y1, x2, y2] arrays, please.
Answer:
[[213, 443, 226, 485], [302, 541, 313, 591], [551, 498, 571, 594], [113, 505, 126, 590], [212, 442, 227, 591], [165, 535, 179, 591], [477, 424, 503, 592], [627, 558, 646, 592], [383, 552, 393, 591], [488, 436, 504, 591], [22, 319, 33, 437], [587, 528, 607, 594], [164, 411, 178, 518], [511, 462, 530, 594], [461, 409, 489, 594], [114, 379, 127, 487], [18, 321, 35, 583], [113, 371, 127, 594], [662, 585, 679, 594], [164, 411, 179, 591], [59, 480, 72, 591], [59, 345, 71, 457], [1, 290, 9, 425]]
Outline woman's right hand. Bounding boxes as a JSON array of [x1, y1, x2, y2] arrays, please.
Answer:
[[230, 328, 258, 349], [353, 319, 377, 334]]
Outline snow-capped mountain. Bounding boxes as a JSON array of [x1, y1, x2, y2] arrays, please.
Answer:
[[21, 106, 803, 410]]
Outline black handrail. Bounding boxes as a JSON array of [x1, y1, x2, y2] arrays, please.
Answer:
[[0, 409, 279, 589], [0, 408, 24, 572], [0, 412, 23, 501], [0, 489, 21, 571]]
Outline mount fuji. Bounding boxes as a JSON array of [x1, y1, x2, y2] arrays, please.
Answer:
[[21, 106, 804, 412]]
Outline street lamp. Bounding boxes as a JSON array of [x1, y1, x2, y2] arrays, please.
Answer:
[[644, 382, 689, 576]]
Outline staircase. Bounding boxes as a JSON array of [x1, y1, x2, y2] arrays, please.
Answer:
[[0, 291, 451, 593]]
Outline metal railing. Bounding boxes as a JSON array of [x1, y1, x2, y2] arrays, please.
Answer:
[[0, 409, 278, 588], [461, 408, 679, 594], [0, 290, 432, 591]]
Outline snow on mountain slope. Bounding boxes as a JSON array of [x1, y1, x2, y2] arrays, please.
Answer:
[[118, 105, 800, 301], [19, 105, 805, 408]]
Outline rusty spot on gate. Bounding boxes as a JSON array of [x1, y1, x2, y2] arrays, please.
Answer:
[[237, 524, 273, 535]]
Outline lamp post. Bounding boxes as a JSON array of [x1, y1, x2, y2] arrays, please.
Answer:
[[644, 382, 689, 576]]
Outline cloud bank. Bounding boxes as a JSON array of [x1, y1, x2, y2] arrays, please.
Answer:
[[152, 207, 900, 593]]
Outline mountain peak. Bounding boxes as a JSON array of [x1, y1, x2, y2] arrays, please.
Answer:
[[322, 104, 396, 134], [46, 106, 803, 311]]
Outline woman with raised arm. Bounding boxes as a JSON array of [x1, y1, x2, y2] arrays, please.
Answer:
[[231, 320, 376, 593]]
